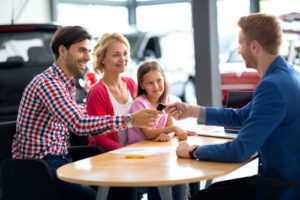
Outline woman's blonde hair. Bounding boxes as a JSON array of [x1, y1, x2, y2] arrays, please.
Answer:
[[137, 60, 170, 104], [93, 33, 130, 74]]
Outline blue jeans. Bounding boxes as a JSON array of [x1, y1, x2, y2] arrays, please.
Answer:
[[43, 155, 96, 200]]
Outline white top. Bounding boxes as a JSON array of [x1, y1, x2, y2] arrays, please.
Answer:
[[104, 83, 133, 146]]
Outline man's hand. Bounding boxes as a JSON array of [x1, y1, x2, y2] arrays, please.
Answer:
[[165, 102, 189, 120], [165, 102, 201, 120], [176, 142, 195, 159], [131, 109, 161, 128]]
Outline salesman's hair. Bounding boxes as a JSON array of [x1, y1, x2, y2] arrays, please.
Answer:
[[238, 13, 282, 55], [50, 26, 91, 60]]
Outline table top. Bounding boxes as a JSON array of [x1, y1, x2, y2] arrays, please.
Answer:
[[57, 135, 253, 187]]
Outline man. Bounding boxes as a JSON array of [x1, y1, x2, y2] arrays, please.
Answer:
[[11, 26, 160, 200], [166, 13, 300, 199]]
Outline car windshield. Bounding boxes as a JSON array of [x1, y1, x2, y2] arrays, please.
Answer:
[[0, 31, 54, 63]]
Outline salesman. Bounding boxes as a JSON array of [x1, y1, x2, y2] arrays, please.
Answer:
[[166, 13, 300, 200]]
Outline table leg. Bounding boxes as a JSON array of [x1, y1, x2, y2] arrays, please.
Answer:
[[96, 186, 110, 200], [204, 179, 213, 189], [158, 185, 173, 200]]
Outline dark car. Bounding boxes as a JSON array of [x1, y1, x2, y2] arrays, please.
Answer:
[[0, 24, 87, 122]]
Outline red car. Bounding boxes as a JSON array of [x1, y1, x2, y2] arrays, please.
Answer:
[[219, 12, 300, 106]]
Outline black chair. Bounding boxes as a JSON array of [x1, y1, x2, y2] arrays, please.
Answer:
[[1, 159, 60, 200], [0, 121, 60, 200], [191, 174, 295, 200], [68, 131, 105, 161], [0, 121, 103, 200]]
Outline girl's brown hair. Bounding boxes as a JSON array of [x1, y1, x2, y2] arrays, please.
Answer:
[[137, 60, 170, 103]]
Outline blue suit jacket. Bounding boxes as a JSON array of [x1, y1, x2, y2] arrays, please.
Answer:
[[196, 56, 300, 199]]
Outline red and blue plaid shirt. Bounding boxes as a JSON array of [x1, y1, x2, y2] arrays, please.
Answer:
[[12, 64, 125, 159]]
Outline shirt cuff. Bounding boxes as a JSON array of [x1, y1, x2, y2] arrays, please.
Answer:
[[197, 106, 206, 124]]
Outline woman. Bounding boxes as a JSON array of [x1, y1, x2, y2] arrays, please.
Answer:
[[86, 33, 137, 200], [86, 33, 136, 151]]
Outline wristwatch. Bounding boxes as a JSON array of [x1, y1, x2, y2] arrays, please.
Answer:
[[189, 145, 199, 159], [124, 114, 132, 128]]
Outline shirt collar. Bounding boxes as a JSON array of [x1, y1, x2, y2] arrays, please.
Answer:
[[263, 56, 287, 78], [52, 62, 76, 86]]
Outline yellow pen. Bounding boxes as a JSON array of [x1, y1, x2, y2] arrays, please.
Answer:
[[125, 154, 148, 159]]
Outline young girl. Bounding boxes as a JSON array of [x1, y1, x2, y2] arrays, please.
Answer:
[[128, 60, 192, 144], [128, 60, 193, 200]]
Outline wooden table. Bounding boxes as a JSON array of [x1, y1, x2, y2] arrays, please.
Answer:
[[57, 136, 254, 200]]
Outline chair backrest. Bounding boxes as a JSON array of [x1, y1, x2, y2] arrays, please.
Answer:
[[1, 159, 60, 200], [0, 121, 16, 167], [69, 131, 89, 146]]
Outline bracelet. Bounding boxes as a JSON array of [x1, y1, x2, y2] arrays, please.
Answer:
[[189, 145, 199, 159]]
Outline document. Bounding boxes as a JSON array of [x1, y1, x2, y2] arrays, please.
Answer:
[[110, 147, 174, 156]]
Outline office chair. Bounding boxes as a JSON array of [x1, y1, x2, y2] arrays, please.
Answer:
[[0, 121, 16, 200], [191, 174, 295, 200], [0, 121, 103, 200], [0, 121, 59, 200], [68, 131, 104, 161], [1, 159, 60, 200]]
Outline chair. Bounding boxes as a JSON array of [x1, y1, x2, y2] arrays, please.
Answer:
[[68, 131, 105, 161], [0, 121, 59, 200], [192, 174, 295, 200], [0, 121, 103, 200], [1, 159, 60, 200]]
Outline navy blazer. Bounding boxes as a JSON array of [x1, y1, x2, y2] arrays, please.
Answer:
[[196, 56, 300, 199]]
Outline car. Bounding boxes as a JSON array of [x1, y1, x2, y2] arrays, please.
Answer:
[[219, 44, 261, 106], [279, 13, 300, 69], [219, 13, 300, 106], [0, 23, 88, 122]]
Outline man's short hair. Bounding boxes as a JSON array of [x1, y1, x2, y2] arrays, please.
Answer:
[[50, 26, 92, 60], [238, 13, 282, 55]]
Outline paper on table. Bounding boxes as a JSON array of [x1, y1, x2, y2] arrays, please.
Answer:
[[109, 147, 174, 156]]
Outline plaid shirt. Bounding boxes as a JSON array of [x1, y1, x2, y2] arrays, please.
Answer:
[[12, 64, 125, 159]]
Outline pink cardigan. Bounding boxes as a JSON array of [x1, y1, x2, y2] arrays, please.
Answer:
[[86, 77, 137, 151]]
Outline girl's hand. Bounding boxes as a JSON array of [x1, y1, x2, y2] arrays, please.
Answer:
[[187, 131, 195, 136], [154, 133, 171, 142], [174, 126, 188, 141]]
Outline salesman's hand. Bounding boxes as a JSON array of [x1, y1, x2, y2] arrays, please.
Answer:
[[165, 102, 200, 120], [176, 142, 194, 159], [131, 109, 161, 128]]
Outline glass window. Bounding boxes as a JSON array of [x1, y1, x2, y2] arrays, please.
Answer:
[[57, 3, 128, 35], [0, 32, 54, 62], [260, 0, 300, 16], [136, 3, 192, 32], [217, 0, 250, 56]]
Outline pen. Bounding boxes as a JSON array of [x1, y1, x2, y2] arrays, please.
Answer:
[[125, 154, 148, 159]]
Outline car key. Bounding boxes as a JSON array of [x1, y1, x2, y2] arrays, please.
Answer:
[[156, 103, 166, 111]]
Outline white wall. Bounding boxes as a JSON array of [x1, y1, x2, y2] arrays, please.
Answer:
[[0, 0, 51, 24]]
